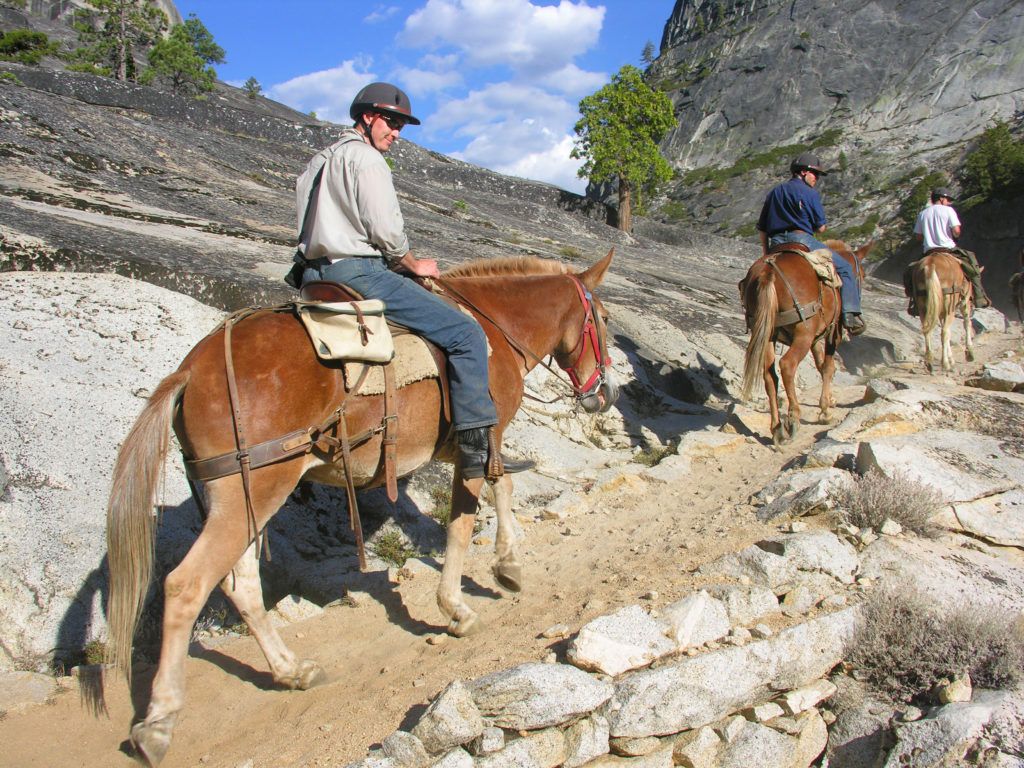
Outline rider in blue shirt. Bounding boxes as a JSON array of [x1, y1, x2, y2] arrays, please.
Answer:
[[756, 153, 865, 335]]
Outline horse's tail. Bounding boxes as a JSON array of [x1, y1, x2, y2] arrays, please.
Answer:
[[106, 369, 190, 681], [921, 264, 942, 334], [741, 271, 778, 401]]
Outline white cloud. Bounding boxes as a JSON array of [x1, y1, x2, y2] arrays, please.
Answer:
[[393, 53, 463, 97], [535, 63, 608, 96], [400, 0, 605, 79], [427, 81, 577, 136], [477, 135, 586, 194], [364, 5, 400, 23], [269, 59, 376, 124]]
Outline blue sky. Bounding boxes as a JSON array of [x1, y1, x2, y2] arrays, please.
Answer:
[[171, 1, 674, 194]]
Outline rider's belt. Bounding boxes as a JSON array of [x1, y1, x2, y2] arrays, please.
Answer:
[[770, 228, 809, 237]]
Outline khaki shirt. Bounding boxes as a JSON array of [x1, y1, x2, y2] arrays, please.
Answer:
[[295, 127, 409, 262]]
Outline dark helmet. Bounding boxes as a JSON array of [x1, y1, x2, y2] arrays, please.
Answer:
[[931, 186, 954, 202], [349, 82, 421, 125], [790, 151, 829, 176]]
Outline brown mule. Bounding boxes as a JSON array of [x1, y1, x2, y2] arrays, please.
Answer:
[[739, 240, 871, 446], [912, 249, 975, 373], [106, 252, 618, 766]]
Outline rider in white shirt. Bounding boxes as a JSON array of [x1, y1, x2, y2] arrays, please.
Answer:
[[904, 187, 991, 315]]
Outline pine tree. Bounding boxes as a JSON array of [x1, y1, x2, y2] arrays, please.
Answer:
[[641, 40, 655, 65], [140, 23, 213, 95], [571, 65, 675, 233], [243, 76, 262, 99], [68, 0, 168, 81]]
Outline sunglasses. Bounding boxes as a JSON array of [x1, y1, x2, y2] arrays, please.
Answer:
[[378, 114, 407, 131]]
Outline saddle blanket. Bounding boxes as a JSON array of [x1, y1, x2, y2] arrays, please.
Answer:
[[343, 333, 440, 394], [803, 248, 841, 288]]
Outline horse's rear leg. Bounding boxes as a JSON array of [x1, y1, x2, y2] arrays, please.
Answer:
[[941, 306, 955, 372], [812, 338, 837, 424], [219, 541, 324, 690], [775, 341, 807, 445], [762, 346, 783, 444], [489, 474, 522, 593], [130, 511, 252, 767], [131, 475, 295, 767], [922, 325, 935, 373], [962, 300, 975, 362], [437, 470, 485, 637]]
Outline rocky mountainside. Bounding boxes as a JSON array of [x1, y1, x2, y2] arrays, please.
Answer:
[[4, 10, 1024, 768], [645, 0, 1024, 287]]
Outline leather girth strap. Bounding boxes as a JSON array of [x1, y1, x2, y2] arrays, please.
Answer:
[[222, 308, 268, 561]]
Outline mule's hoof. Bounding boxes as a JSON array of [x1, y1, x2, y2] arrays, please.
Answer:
[[279, 659, 325, 690], [448, 613, 485, 637], [493, 562, 523, 593], [785, 418, 799, 438], [130, 718, 173, 767], [771, 425, 784, 447], [966, 350, 975, 362]]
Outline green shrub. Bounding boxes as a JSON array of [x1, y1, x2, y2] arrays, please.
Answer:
[[428, 484, 452, 527], [558, 244, 583, 259], [849, 587, 1024, 704], [960, 119, 1024, 200], [835, 468, 941, 536], [0, 29, 58, 65], [632, 442, 676, 466], [897, 171, 947, 229], [83, 638, 106, 666], [373, 527, 418, 567], [452, 199, 467, 212]]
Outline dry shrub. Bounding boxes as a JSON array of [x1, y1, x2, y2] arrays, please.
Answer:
[[836, 468, 942, 535], [850, 586, 1024, 704]]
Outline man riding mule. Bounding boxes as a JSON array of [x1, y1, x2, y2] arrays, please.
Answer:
[[292, 81, 531, 479], [739, 237, 871, 446], [756, 152, 866, 336], [904, 186, 991, 315], [107, 250, 619, 766], [105, 83, 621, 767]]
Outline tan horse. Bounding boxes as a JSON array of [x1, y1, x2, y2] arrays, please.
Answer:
[[106, 252, 617, 766], [913, 249, 975, 372], [740, 240, 870, 446]]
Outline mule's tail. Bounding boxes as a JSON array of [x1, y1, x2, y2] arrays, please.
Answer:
[[106, 369, 190, 681], [741, 273, 778, 401], [920, 264, 942, 335]]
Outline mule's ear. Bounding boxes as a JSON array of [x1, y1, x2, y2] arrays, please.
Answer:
[[580, 249, 613, 291], [858, 241, 874, 259]]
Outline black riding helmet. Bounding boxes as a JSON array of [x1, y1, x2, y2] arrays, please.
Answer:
[[349, 82, 421, 125], [790, 152, 829, 176]]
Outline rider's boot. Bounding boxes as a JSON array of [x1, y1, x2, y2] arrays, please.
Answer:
[[972, 278, 992, 309], [841, 312, 866, 336], [903, 266, 918, 316], [458, 427, 535, 479]]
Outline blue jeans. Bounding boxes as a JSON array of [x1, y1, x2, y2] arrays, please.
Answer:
[[303, 257, 498, 431], [769, 231, 861, 314]]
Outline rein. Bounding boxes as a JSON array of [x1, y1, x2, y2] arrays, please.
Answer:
[[433, 274, 610, 404]]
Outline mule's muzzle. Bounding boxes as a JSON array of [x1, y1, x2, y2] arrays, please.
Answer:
[[579, 372, 619, 413]]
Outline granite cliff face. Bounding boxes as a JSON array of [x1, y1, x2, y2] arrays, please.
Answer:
[[646, 0, 1024, 256]]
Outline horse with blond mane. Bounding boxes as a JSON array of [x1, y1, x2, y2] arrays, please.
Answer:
[[739, 240, 870, 445], [911, 249, 976, 372], [106, 251, 618, 766]]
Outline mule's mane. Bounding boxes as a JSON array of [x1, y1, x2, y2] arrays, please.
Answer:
[[442, 255, 572, 279], [823, 238, 851, 253]]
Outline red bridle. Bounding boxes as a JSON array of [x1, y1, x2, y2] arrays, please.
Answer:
[[560, 276, 612, 396]]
